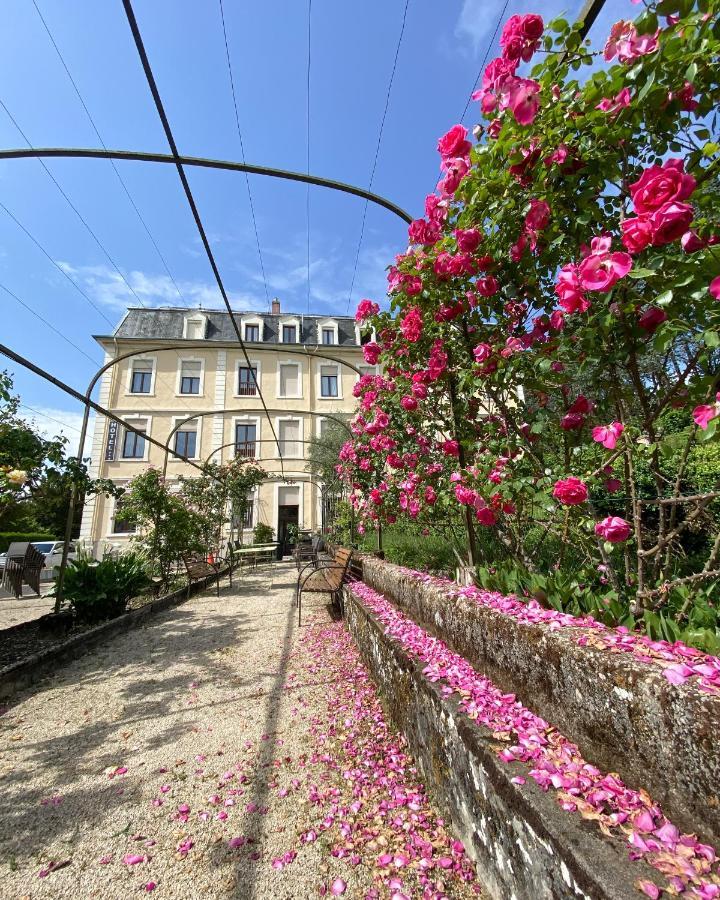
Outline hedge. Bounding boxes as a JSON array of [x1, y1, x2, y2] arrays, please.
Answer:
[[0, 533, 54, 553]]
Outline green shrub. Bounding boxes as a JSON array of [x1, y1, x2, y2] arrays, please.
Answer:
[[253, 523, 274, 544], [360, 526, 461, 576], [58, 551, 151, 625], [0, 532, 54, 553]]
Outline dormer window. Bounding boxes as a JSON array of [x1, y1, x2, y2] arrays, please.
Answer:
[[183, 314, 206, 340], [318, 318, 339, 345], [241, 315, 264, 342], [279, 317, 301, 343]]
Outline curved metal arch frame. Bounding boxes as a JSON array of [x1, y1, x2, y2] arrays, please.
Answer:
[[163, 407, 351, 476], [0, 148, 413, 225]]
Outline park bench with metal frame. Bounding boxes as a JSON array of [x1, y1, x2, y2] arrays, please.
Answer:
[[182, 552, 223, 598], [1, 542, 46, 600], [296, 546, 352, 626]]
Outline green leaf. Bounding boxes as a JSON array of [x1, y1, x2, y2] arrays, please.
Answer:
[[704, 330, 720, 348], [656, 290, 674, 306], [629, 268, 656, 279]]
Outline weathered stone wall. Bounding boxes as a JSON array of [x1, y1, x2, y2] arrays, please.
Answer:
[[345, 586, 647, 900], [357, 555, 720, 848]]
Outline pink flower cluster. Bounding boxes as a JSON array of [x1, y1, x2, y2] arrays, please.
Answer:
[[471, 15, 544, 126], [622, 159, 697, 253], [555, 236, 632, 314], [604, 20, 659, 63]]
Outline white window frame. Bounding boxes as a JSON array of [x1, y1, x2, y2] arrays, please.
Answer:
[[278, 316, 301, 344], [125, 355, 157, 397], [317, 362, 342, 400], [234, 359, 262, 397], [235, 486, 258, 532], [241, 315, 264, 343], [357, 364, 378, 382], [119, 416, 152, 462], [175, 356, 205, 397], [275, 416, 304, 460], [169, 416, 201, 462], [232, 415, 261, 459], [317, 318, 339, 345], [355, 324, 377, 346], [183, 313, 207, 340], [276, 360, 303, 399]]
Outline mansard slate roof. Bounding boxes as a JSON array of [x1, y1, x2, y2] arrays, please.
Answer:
[[107, 307, 360, 346]]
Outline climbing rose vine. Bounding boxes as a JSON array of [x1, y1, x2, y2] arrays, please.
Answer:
[[340, 0, 720, 618]]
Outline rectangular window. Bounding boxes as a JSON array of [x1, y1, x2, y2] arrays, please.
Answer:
[[238, 365, 257, 396], [179, 360, 202, 395], [175, 427, 197, 459], [122, 423, 146, 459], [322, 328, 335, 345], [185, 319, 204, 340], [245, 323, 260, 342], [113, 499, 136, 534], [279, 420, 300, 458], [235, 423, 257, 458], [130, 360, 153, 394], [279, 363, 300, 397], [282, 325, 297, 343], [320, 366, 339, 398], [231, 496, 254, 529]]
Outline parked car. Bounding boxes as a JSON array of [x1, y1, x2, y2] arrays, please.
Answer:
[[0, 541, 78, 573]]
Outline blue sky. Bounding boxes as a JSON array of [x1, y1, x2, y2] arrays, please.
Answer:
[[0, 0, 634, 451]]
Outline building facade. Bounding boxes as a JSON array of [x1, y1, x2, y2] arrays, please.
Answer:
[[79, 301, 369, 556]]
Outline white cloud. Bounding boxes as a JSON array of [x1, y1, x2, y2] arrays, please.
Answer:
[[55, 262, 265, 312], [21, 406, 94, 458]]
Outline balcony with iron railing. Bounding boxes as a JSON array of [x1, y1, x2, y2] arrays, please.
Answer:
[[235, 441, 257, 458]]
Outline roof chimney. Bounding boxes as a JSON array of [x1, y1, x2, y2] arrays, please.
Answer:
[[271, 298, 281, 315]]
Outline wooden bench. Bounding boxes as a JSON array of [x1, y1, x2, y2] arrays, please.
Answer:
[[182, 552, 223, 598], [296, 547, 352, 626]]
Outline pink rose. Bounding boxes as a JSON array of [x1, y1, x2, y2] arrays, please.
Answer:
[[630, 159, 696, 216], [363, 342, 381, 365], [578, 242, 632, 292], [442, 439, 460, 457], [604, 21, 658, 62], [455, 228, 482, 253], [605, 477, 622, 493], [400, 307, 423, 343], [400, 395, 417, 411], [637, 306, 667, 332], [506, 77, 541, 126], [555, 264, 589, 313], [596, 88, 632, 115], [475, 506, 498, 526], [500, 14, 544, 62], [408, 218, 441, 246], [649, 201, 694, 245], [473, 343, 492, 364], [621, 217, 653, 254], [525, 198, 551, 232], [693, 404, 718, 430], [425, 194, 448, 223], [437, 125, 471, 161], [710, 276, 720, 300], [355, 299, 379, 322], [404, 275, 423, 296], [592, 421, 624, 450], [552, 477, 588, 505], [595, 516, 632, 543]]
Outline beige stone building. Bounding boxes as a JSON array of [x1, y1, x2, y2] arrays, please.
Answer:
[[80, 301, 369, 556]]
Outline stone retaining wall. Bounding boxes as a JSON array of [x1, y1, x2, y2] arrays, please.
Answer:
[[345, 585, 645, 900], [357, 555, 720, 849]]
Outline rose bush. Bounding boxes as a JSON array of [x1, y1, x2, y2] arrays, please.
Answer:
[[339, 0, 720, 638]]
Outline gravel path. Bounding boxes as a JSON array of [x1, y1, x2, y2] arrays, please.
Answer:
[[0, 562, 480, 899]]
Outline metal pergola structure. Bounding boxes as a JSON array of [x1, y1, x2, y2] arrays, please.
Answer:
[[0, 0, 416, 607]]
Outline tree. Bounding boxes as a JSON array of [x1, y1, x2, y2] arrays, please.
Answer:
[[339, 2, 720, 631]]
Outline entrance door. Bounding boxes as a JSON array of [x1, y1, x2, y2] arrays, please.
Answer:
[[277, 505, 299, 558]]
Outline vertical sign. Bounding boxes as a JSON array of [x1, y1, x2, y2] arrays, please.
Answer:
[[105, 421, 118, 461]]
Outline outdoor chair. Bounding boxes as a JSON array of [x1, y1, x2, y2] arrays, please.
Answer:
[[296, 547, 353, 626], [1, 542, 46, 599], [292, 535, 316, 571]]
